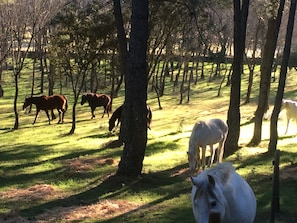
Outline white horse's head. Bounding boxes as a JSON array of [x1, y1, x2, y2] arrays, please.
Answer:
[[191, 163, 257, 223], [191, 173, 226, 223], [187, 148, 199, 172]]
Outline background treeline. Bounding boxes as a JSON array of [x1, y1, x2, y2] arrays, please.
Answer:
[[0, 0, 296, 130]]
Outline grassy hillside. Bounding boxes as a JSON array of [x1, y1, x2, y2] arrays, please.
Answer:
[[0, 65, 297, 222]]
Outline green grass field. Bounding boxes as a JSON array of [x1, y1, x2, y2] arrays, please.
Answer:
[[0, 66, 297, 222]]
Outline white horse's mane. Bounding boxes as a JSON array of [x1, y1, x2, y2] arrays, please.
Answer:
[[194, 163, 234, 187], [207, 162, 234, 184]]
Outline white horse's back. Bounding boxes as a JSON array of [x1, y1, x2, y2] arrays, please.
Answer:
[[191, 163, 256, 223], [190, 119, 228, 146]]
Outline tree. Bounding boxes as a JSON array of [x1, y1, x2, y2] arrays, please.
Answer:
[[3, 0, 62, 129], [112, 0, 128, 98], [117, 0, 149, 176], [49, 1, 116, 134], [269, 0, 297, 152], [248, 0, 285, 146], [225, 0, 249, 154]]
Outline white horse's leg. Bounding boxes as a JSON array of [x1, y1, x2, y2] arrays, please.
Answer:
[[208, 144, 215, 167], [201, 146, 207, 169], [285, 118, 290, 134], [195, 147, 200, 170], [217, 141, 224, 163]]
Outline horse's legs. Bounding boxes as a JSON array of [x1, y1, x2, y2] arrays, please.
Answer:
[[196, 147, 201, 170], [61, 110, 65, 123], [33, 109, 40, 124], [102, 106, 110, 118], [285, 118, 290, 134], [208, 144, 215, 167], [51, 110, 56, 120], [45, 110, 51, 124], [201, 146, 207, 170], [218, 141, 225, 163], [57, 109, 62, 123], [91, 107, 96, 119], [102, 107, 106, 118]]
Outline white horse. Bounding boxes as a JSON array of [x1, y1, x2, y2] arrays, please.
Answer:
[[282, 99, 297, 134], [191, 163, 257, 223], [187, 118, 228, 172]]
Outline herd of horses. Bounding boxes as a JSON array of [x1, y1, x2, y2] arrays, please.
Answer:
[[22, 93, 297, 223], [22, 93, 152, 132]]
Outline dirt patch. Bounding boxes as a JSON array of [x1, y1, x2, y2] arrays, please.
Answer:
[[170, 167, 192, 179], [0, 184, 65, 222], [0, 199, 141, 223], [36, 199, 140, 222], [64, 157, 118, 172], [280, 164, 297, 181], [0, 184, 64, 203]]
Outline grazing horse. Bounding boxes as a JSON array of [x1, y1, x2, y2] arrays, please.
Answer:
[[188, 118, 228, 172], [191, 163, 256, 223], [81, 93, 111, 119], [108, 105, 152, 131], [282, 99, 297, 134], [23, 94, 68, 124]]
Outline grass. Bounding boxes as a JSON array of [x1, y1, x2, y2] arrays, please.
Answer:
[[0, 65, 297, 222]]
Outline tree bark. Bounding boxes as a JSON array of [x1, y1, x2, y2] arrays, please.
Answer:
[[113, 0, 128, 96], [117, 0, 149, 176], [269, 0, 296, 152], [225, 0, 249, 155], [248, 0, 284, 146]]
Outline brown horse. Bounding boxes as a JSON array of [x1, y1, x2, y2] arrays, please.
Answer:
[[23, 94, 68, 124], [81, 93, 111, 119], [108, 105, 152, 131]]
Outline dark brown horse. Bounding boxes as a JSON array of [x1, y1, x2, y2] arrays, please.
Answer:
[[23, 94, 68, 124], [81, 93, 111, 119], [108, 105, 152, 131]]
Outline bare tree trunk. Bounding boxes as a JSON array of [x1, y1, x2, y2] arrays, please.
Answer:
[[248, 0, 284, 146], [225, 0, 249, 155], [117, 0, 149, 177], [113, 0, 127, 95], [269, 0, 296, 152], [13, 73, 19, 130]]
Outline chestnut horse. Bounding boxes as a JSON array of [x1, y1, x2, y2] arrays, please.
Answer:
[[108, 105, 152, 131], [81, 93, 111, 119], [23, 94, 68, 124]]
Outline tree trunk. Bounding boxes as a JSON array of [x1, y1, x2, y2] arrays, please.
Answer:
[[225, 0, 249, 155], [269, 0, 296, 152], [245, 18, 263, 104], [249, 0, 284, 146], [113, 0, 127, 96], [13, 73, 19, 130], [117, 0, 149, 177], [69, 103, 77, 135]]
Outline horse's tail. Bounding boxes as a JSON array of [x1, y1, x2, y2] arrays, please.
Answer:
[[63, 95, 68, 111], [107, 95, 112, 112], [147, 105, 152, 129]]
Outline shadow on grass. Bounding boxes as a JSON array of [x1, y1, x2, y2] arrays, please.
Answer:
[[19, 162, 191, 220], [5, 139, 297, 223], [0, 139, 124, 189]]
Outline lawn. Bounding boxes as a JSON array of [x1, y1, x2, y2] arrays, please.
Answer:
[[0, 66, 297, 222]]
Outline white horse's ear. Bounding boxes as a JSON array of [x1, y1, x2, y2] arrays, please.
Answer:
[[191, 176, 199, 186], [207, 174, 215, 186]]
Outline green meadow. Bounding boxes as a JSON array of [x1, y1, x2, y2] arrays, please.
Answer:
[[0, 65, 297, 222]]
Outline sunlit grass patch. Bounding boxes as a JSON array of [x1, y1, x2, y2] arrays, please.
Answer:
[[1, 66, 297, 222]]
